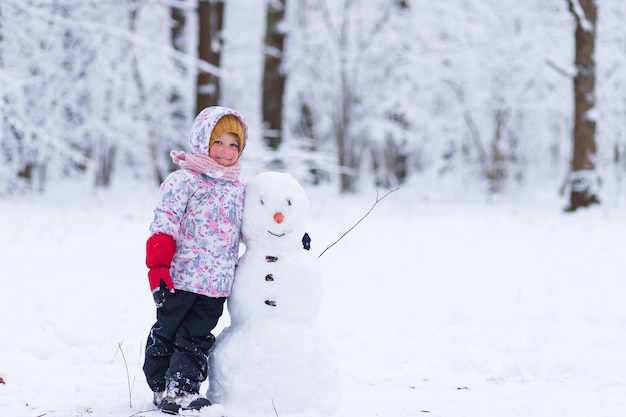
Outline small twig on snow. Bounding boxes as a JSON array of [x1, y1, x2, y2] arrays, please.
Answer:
[[271, 399, 280, 417], [117, 341, 135, 408], [318, 188, 399, 258]]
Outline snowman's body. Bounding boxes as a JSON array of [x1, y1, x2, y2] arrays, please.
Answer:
[[208, 172, 340, 415]]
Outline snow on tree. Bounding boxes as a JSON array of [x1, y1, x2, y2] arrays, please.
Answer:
[[0, 0, 197, 193], [283, 0, 411, 192], [1, 0, 625, 200]]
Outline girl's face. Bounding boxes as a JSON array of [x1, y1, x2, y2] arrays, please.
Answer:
[[209, 133, 240, 167]]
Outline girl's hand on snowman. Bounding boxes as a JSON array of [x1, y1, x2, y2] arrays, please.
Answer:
[[146, 233, 176, 306]]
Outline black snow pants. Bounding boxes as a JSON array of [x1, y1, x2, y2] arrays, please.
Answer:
[[143, 287, 225, 396]]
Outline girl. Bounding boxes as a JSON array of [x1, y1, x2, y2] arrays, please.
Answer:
[[142, 106, 247, 414]]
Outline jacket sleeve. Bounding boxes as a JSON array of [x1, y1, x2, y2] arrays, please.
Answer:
[[149, 170, 195, 240]]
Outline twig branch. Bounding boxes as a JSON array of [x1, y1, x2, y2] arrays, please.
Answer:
[[272, 398, 280, 417], [318, 188, 399, 258], [117, 342, 134, 408], [545, 58, 574, 78]]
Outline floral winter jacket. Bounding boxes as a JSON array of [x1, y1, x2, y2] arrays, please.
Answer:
[[150, 171, 245, 297], [149, 106, 247, 297]]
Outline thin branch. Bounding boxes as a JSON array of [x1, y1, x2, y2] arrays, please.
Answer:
[[565, 0, 582, 26], [5, 0, 220, 76], [117, 342, 134, 408], [545, 58, 574, 78], [318, 188, 399, 258], [272, 398, 280, 417], [565, 0, 593, 32], [317, 0, 340, 45], [356, 0, 395, 55]]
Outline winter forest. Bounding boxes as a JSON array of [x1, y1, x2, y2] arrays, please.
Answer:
[[1, 0, 626, 209], [3, 2, 626, 417]]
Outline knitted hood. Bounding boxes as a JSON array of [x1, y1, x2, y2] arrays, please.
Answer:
[[188, 106, 248, 155]]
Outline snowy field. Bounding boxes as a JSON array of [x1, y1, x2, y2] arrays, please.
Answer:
[[1, 177, 626, 417]]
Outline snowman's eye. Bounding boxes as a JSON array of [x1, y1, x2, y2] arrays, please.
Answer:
[[260, 199, 265, 205], [287, 199, 292, 206]]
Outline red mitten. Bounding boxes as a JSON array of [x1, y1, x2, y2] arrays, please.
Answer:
[[146, 233, 176, 295]]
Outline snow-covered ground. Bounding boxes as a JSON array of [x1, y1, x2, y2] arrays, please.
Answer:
[[1, 177, 625, 417]]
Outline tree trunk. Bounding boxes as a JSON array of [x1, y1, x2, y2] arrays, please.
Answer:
[[262, 0, 287, 150], [170, 3, 186, 122], [338, 68, 357, 193], [94, 139, 116, 187], [171, 4, 186, 53], [196, 0, 224, 113], [566, 0, 600, 211]]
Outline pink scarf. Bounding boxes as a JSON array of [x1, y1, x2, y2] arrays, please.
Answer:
[[170, 150, 241, 181]]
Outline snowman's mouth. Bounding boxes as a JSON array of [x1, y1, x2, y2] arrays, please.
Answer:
[[268, 230, 285, 237]]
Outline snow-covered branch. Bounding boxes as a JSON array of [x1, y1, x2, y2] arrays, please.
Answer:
[[566, 0, 594, 32]]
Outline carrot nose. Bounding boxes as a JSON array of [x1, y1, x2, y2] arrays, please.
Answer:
[[274, 212, 284, 224]]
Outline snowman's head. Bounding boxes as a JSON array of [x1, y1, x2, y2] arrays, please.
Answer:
[[242, 171, 309, 248]]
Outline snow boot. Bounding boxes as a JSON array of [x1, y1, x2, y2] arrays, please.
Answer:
[[158, 394, 211, 414], [153, 391, 165, 407], [184, 396, 211, 410], [159, 398, 181, 415]]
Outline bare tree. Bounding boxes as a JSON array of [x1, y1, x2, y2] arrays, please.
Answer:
[[565, 0, 600, 210], [262, 0, 287, 151], [196, 0, 224, 113], [314, 0, 409, 193]]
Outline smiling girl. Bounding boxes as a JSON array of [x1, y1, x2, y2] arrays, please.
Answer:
[[142, 106, 248, 414]]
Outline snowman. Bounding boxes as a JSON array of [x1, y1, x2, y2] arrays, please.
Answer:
[[208, 171, 341, 415]]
